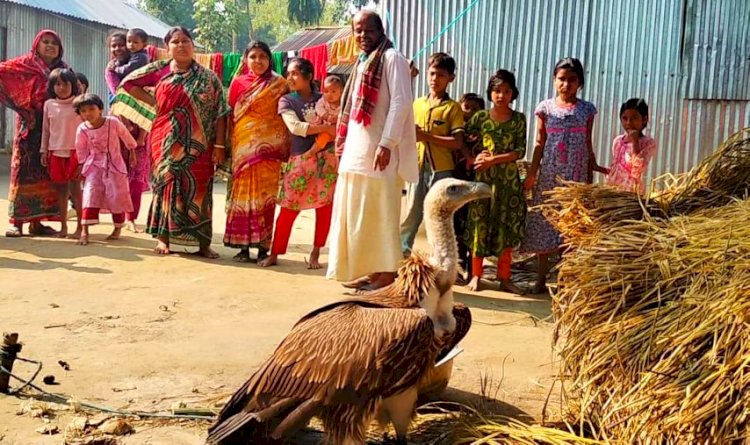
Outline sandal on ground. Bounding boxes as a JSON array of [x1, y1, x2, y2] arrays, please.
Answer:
[[5, 227, 22, 238], [233, 250, 251, 263]]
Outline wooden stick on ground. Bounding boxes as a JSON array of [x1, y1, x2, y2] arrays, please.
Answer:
[[0, 332, 20, 394]]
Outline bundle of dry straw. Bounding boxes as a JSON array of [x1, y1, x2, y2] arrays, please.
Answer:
[[461, 129, 750, 443], [554, 201, 750, 443], [548, 128, 750, 443]]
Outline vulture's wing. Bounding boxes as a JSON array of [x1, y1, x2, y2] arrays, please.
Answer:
[[208, 303, 435, 443], [436, 303, 472, 363]]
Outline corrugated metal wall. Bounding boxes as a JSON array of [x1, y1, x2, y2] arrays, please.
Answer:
[[380, 0, 750, 180], [0, 2, 161, 149]]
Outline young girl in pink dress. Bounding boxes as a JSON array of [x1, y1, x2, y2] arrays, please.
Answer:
[[605, 99, 657, 193], [40, 68, 82, 238], [73, 93, 137, 245]]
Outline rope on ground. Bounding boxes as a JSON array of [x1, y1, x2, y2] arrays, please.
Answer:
[[0, 357, 216, 421]]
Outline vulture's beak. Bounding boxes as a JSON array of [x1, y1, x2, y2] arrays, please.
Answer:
[[469, 182, 492, 200]]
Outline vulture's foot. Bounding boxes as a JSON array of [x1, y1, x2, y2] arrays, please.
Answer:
[[381, 433, 408, 445]]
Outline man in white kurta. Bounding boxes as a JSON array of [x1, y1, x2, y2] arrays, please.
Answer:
[[326, 10, 418, 290]]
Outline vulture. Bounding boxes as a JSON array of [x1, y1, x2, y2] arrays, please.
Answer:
[[206, 179, 490, 445]]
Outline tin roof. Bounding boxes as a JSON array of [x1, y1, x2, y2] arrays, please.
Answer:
[[1, 0, 172, 38], [273, 26, 351, 52]]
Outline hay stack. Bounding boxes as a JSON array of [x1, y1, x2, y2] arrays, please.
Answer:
[[460, 129, 750, 443], [548, 128, 750, 443], [657, 128, 750, 215], [554, 200, 750, 443]]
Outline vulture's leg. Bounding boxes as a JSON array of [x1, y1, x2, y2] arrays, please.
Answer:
[[380, 387, 418, 444]]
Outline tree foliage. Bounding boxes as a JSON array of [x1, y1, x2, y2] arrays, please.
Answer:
[[136, 0, 382, 51], [193, 0, 244, 52], [321, 0, 350, 26], [139, 0, 196, 29], [248, 0, 296, 46], [287, 0, 324, 25]]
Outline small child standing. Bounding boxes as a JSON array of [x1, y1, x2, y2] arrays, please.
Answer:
[[464, 71, 527, 293], [310, 75, 343, 148], [454, 93, 485, 281], [400, 52, 465, 256], [605, 99, 657, 193], [40, 68, 82, 238], [73, 94, 137, 246], [522, 58, 606, 293]]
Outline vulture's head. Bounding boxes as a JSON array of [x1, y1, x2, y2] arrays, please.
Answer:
[[424, 179, 492, 218]]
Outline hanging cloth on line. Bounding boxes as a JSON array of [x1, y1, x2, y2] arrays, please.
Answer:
[[329, 35, 357, 65], [272, 52, 285, 75], [211, 53, 224, 82], [299, 44, 329, 88], [222, 53, 242, 87]]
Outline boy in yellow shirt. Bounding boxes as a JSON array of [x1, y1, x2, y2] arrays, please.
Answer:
[[400, 52, 465, 255]]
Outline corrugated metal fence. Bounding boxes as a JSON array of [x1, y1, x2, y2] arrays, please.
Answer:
[[0, 2, 161, 149], [380, 0, 750, 180]]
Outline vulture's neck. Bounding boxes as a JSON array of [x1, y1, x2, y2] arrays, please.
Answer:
[[424, 205, 458, 288]]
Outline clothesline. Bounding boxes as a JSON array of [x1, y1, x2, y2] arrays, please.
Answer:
[[144, 33, 359, 88]]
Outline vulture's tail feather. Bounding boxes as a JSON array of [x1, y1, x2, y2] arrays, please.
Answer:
[[206, 397, 312, 444]]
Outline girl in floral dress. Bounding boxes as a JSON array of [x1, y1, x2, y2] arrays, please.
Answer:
[[464, 70, 527, 293], [522, 58, 606, 293], [259, 58, 337, 269]]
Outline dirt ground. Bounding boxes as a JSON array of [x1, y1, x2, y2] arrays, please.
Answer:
[[0, 166, 556, 444]]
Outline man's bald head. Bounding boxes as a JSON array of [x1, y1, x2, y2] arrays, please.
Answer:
[[353, 10, 384, 33], [352, 10, 385, 54]]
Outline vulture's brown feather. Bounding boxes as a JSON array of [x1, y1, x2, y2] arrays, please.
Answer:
[[207, 302, 437, 444], [352, 253, 436, 307], [208, 179, 490, 444]]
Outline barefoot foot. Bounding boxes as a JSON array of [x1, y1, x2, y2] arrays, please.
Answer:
[[196, 246, 220, 259], [77, 233, 89, 246], [30, 223, 57, 237], [306, 248, 322, 270], [360, 273, 394, 291], [154, 239, 171, 255], [342, 275, 372, 289], [124, 220, 141, 233], [67, 228, 82, 240], [467, 276, 482, 292], [499, 279, 525, 295], [54, 229, 68, 239], [258, 254, 278, 268], [531, 281, 548, 295], [107, 227, 122, 240]]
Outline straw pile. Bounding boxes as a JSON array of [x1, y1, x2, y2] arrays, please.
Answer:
[[460, 129, 750, 443], [548, 128, 750, 443], [553, 200, 750, 443]]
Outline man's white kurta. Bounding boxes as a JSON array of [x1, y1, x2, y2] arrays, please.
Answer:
[[326, 48, 418, 281]]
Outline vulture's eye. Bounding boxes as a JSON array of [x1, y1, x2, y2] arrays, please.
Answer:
[[447, 185, 458, 194]]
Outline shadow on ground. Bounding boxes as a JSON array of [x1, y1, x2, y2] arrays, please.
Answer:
[[283, 386, 532, 444]]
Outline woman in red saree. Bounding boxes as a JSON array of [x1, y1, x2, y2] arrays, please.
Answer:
[[0, 30, 69, 237], [116, 27, 229, 258], [223, 41, 290, 263]]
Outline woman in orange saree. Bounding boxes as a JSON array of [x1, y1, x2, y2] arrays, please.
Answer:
[[223, 41, 290, 263]]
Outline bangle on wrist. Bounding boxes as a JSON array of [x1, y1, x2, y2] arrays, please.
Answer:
[[214, 144, 225, 148]]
